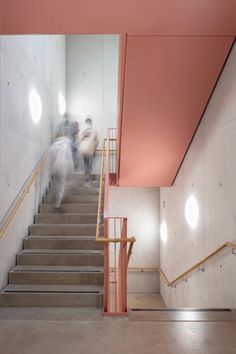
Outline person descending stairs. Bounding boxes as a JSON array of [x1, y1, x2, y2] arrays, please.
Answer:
[[0, 175, 103, 307]]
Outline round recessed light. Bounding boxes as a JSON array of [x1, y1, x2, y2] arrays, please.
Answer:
[[160, 221, 168, 244], [29, 89, 42, 123], [58, 93, 66, 116], [185, 195, 199, 229]]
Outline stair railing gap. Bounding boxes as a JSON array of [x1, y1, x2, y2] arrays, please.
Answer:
[[96, 128, 136, 315], [0, 152, 49, 240]]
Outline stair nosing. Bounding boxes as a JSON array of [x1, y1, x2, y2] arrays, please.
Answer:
[[24, 236, 98, 239], [11, 265, 104, 272], [30, 223, 98, 226], [3, 284, 103, 294], [18, 249, 103, 254], [36, 213, 98, 216]]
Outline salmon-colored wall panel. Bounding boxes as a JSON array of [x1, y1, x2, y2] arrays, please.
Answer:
[[119, 36, 234, 186], [1, 0, 236, 35]]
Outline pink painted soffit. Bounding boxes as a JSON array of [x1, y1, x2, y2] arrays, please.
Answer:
[[119, 36, 234, 187], [1, 0, 236, 35]]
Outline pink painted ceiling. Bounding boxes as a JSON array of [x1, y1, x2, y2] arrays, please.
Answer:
[[1, 1, 235, 187], [119, 36, 234, 186], [1, 0, 236, 35]]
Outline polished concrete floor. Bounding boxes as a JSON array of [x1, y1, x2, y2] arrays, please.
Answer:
[[109, 293, 165, 312], [0, 307, 236, 354], [128, 293, 166, 308]]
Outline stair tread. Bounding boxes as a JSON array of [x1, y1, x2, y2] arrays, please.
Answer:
[[31, 223, 97, 226], [36, 213, 98, 216], [3, 284, 103, 293], [52, 191, 99, 194], [25, 236, 98, 240], [19, 249, 103, 255], [11, 265, 104, 272], [48, 186, 99, 189], [40, 203, 99, 206], [26, 235, 102, 239], [43, 196, 99, 204]]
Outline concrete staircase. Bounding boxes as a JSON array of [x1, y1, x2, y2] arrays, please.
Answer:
[[0, 175, 104, 307]]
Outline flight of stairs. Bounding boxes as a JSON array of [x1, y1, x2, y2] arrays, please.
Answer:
[[0, 175, 104, 307]]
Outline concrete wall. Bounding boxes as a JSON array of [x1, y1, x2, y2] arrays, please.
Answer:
[[109, 187, 160, 293], [160, 43, 236, 308], [0, 35, 66, 289], [66, 35, 118, 172]]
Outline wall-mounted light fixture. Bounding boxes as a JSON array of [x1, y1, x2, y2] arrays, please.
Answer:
[[29, 89, 42, 124], [160, 221, 168, 244], [58, 93, 66, 116], [185, 195, 199, 229]]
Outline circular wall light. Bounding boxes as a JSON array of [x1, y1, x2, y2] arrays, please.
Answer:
[[185, 195, 199, 229], [58, 93, 66, 116], [29, 89, 42, 123], [160, 221, 168, 244]]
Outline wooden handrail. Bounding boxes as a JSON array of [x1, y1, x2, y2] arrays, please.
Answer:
[[160, 241, 236, 287], [127, 241, 235, 283], [0, 152, 48, 240]]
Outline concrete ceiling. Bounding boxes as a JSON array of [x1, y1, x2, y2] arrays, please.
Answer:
[[1, 0, 236, 35]]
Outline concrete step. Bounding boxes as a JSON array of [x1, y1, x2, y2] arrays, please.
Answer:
[[65, 173, 100, 182], [50, 179, 100, 188], [0, 285, 102, 307], [43, 195, 99, 204], [24, 236, 103, 250], [3, 284, 102, 292], [9, 266, 103, 285], [17, 249, 104, 266], [29, 224, 98, 236], [11, 265, 104, 271], [47, 186, 99, 196], [35, 213, 98, 224], [39, 203, 98, 213]]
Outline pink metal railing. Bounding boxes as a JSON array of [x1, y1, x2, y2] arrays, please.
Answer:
[[103, 217, 128, 314], [96, 128, 135, 315]]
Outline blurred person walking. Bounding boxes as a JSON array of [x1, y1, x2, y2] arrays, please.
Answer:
[[78, 118, 98, 186], [49, 133, 74, 208], [55, 113, 70, 138], [69, 121, 80, 172]]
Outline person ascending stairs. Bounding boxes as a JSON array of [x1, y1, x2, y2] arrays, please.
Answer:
[[78, 118, 98, 186], [49, 132, 74, 208]]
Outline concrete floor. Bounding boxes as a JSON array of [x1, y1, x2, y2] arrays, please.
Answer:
[[128, 293, 165, 308], [0, 307, 236, 354]]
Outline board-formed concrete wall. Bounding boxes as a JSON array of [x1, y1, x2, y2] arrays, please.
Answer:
[[109, 187, 160, 293], [160, 43, 236, 308], [0, 35, 66, 289], [66, 35, 118, 173]]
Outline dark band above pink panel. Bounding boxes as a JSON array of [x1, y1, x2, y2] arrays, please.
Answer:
[[118, 36, 234, 187]]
